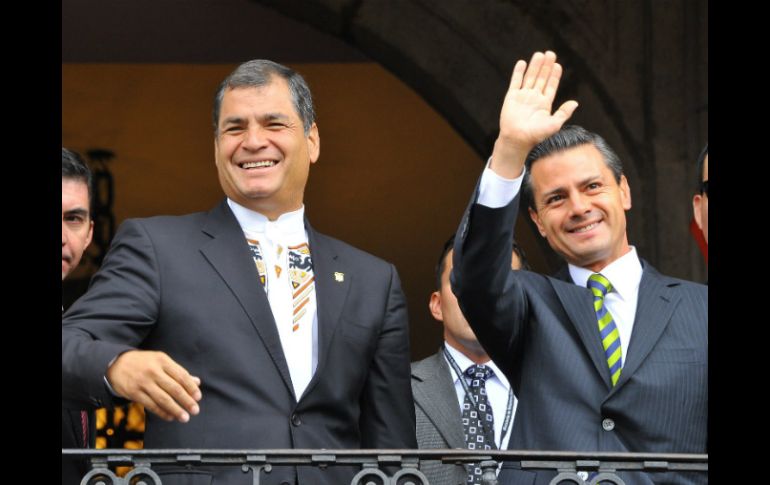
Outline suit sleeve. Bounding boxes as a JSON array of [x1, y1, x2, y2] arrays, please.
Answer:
[[451, 182, 530, 379], [62, 219, 161, 407], [359, 264, 417, 448]]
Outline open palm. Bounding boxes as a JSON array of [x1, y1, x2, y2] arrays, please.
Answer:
[[499, 51, 578, 149]]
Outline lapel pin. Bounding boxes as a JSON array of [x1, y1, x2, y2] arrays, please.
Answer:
[[334, 272, 345, 282]]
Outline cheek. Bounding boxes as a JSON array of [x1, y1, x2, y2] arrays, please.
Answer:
[[541, 213, 560, 237], [217, 140, 238, 160]]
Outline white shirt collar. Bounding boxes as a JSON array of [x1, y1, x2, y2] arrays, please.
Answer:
[[444, 341, 511, 390], [568, 246, 643, 299], [226, 198, 306, 241]]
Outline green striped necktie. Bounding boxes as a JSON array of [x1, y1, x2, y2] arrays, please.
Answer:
[[588, 273, 623, 386]]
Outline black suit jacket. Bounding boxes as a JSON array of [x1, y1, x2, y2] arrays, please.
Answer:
[[62, 299, 95, 485], [62, 200, 416, 485], [62, 404, 95, 485], [452, 191, 707, 485]]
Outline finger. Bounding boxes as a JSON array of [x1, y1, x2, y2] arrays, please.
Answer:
[[144, 379, 193, 422], [155, 367, 201, 417], [543, 62, 564, 101], [509, 59, 527, 91], [134, 389, 175, 422], [534, 51, 556, 93], [163, 359, 203, 403], [553, 100, 579, 125], [522, 51, 545, 89]]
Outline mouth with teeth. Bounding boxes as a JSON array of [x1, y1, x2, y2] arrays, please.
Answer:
[[238, 160, 278, 169], [569, 221, 601, 234]]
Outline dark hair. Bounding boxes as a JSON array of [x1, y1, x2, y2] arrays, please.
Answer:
[[62, 147, 92, 208], [212, 59, 316, 136], [695, 143, 708, 192], [522, 125, 623, 210], [511, 239, 531, 272], [435, 233, 530, 290]]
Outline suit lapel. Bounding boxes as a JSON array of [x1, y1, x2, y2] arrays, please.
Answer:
[[295, 222, 351, 401], [198, 200, 296, 399], [608, 263, 681, 395], [551, 268, 613, 389], [412, 352, 465, 448]]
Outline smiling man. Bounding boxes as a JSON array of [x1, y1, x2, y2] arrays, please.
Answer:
[[62, 60, 416, 485], [451, 51, 707, 485]]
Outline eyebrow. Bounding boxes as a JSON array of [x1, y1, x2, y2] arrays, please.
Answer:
[[64, 208, 89, 218], [221, 113, 291, 126], [540, 175, 602, 201], [261, 113, 290, 123]]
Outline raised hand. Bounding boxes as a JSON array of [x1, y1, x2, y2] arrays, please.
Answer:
[[490, 51, 579, 178], [106, 350, 202, 423]]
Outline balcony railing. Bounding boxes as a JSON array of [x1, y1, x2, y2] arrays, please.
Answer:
[[62, 448, 707, 485]]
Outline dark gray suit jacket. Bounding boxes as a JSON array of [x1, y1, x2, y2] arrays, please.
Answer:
[[411, 351, 467, 485], [452, 192, 707, 485], [411, 350, 524, 485], [62, 199, 417, 485]]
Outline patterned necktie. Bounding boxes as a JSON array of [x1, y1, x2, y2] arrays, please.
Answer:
[[248, 239, 315, 333], [588, 273, 623, 386], [287, 243, 315, 333], [248, 237, 316, 397], [462, 364, 496, 485]]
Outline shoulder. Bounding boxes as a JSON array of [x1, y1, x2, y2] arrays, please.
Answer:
[[641, 259, 708, 295], [111, 211, 212, 250], [121, 211, 208, 233], [411, 352, 440, 376], [312, 230, 396, 274]]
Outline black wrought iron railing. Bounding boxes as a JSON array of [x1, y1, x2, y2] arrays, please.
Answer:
[[62, 448, 707, 485]]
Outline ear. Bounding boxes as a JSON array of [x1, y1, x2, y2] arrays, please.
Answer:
[[429, 291, 443, 322], [692, 194, 703, 230], [619, 175, 632, 210], [85, 220, 94, 250], [307, 122, 320, 164], [528, 206, 547, 237]]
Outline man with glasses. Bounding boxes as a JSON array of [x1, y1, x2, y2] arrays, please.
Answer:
[[692, 144, 708, 244]]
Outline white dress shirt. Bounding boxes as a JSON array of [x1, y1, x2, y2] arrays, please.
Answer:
[[228, 199, 318, 399], [443, 342, 516, 450]]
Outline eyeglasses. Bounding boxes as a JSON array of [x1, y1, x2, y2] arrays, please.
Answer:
[[700, 180, 708, 197]]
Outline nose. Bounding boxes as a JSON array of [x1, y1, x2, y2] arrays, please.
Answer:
[[242, 126, 268, 151], [567, 190, 591, 216], [62, 221, 68, 247]]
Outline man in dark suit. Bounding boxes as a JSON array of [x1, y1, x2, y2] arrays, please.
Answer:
[[62, 147, 96, 485], [412, 235, 528, 485], [452, 51, 707, 485], [62, 60, 416, 485]]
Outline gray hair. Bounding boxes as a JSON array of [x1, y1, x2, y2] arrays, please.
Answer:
[[212, 59, 316, 136], [522, 125, 623, 209]]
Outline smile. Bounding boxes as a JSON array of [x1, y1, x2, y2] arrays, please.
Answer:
[[569, 221, 600, 233], [239, 160, 277, 169]]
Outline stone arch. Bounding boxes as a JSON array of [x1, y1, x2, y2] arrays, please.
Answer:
[[255, 0, 708, 277]]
